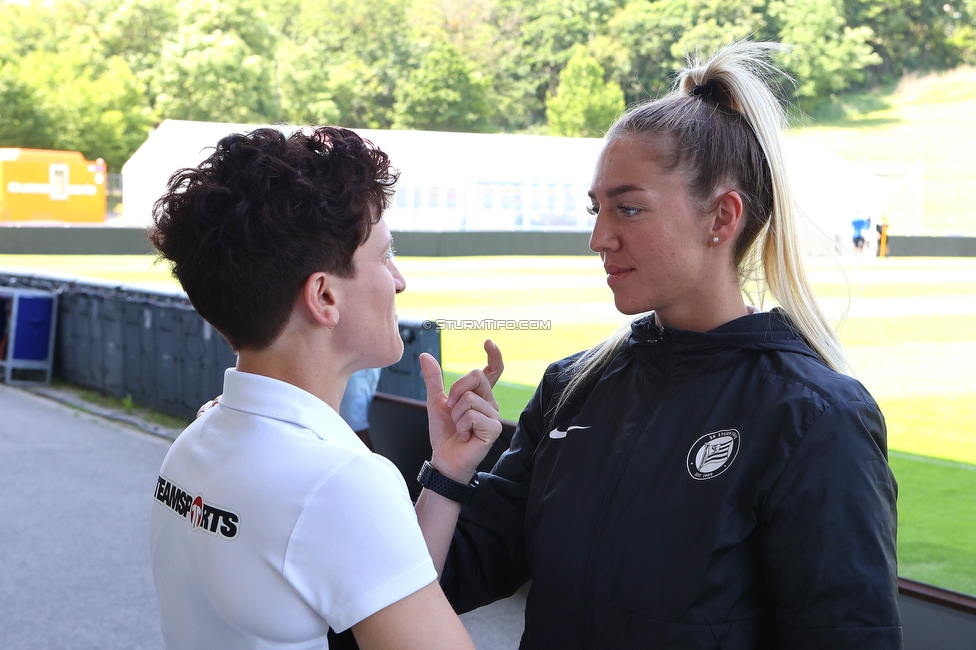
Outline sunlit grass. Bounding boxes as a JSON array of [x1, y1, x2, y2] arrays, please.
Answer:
[[890, 452, 976, 595], [0, 254, 179, 291], [3, 252, 975, 593]]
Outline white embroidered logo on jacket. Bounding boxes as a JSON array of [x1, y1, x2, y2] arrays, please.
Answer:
[[549, 425, 592, 439], [687, 429, 740, 480]]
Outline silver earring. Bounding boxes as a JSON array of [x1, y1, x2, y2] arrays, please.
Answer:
[[712, 237, 720, 244]]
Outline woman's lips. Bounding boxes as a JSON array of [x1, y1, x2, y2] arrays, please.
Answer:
[[604, 264, 633, 286]]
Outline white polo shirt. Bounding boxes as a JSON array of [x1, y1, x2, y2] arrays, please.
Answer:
[[149, 369, 437, 649]]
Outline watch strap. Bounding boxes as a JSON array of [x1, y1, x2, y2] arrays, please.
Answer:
[[417, 461, 479, 504]]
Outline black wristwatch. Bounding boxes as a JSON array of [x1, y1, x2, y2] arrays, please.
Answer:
[[417, 461, 479, 504]]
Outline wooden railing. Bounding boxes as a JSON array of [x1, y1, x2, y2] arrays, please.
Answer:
[[899, 577, 976, 615]]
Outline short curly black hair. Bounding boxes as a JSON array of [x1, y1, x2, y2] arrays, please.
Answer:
[[148, 126, 398, 351]]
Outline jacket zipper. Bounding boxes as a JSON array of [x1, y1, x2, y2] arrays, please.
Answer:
[[580, 332, 673, 648]]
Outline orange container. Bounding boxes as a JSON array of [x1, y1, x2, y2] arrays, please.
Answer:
[[0, 148, 107, 223]]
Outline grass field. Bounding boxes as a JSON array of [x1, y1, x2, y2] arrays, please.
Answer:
[[2, 252, 974, 593], [788, 65, 976, 235]]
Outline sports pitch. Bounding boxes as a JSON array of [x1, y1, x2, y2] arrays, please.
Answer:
[[1, 252, 974, 593]]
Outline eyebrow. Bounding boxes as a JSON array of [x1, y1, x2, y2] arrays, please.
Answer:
[[587, 184, 644, 200]]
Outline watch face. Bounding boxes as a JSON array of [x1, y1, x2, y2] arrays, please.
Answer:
[[418, 461, 435, 484]]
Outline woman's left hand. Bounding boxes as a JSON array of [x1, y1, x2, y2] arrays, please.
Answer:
[[420, 340, 504, 483]]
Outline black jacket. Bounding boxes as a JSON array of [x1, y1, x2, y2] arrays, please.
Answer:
[[442, 310, 902, 649]]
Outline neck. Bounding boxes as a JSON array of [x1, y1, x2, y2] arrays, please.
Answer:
[[654, 293, 750, 332], [235, 335, 349, 413]]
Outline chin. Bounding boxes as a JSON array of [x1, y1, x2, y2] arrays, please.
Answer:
[[381, 342, 404, 368], [614, 299, 646, 316]]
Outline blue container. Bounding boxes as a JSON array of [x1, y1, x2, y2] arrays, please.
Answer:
[[12, 296, 55, 361], [0, 288, 58, 384]]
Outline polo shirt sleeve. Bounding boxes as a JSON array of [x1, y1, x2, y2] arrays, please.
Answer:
[[282, 453, 437, 633]]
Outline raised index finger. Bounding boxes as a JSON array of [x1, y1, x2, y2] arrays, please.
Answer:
[[419, 352, 447, 404]]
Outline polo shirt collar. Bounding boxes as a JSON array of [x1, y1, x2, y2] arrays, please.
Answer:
[[218, 368, 365, 450]]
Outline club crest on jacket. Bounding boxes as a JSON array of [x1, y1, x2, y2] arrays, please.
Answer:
[[687, 430, 740, 480]]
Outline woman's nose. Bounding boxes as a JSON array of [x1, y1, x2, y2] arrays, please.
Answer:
[[589, 212, 618, 253]]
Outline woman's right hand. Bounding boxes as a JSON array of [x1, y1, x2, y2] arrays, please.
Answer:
[[420, 340, 504, 483]]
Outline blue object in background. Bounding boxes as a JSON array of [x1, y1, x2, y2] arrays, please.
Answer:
[[12, 296, 54, 361], [0, 288, 58, 384]]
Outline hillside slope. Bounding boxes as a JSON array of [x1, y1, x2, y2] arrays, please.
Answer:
[[787, 67, 976, 234]]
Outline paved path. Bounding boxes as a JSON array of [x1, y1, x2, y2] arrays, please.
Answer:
[[0, 384, 170, 649], [0, 384, 524, 649]]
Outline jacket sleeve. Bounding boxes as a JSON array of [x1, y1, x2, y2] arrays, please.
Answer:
[[761, 398, 902, 649], [439, 364, 558, 614]]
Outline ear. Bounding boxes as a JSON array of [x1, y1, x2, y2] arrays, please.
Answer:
[[301, 272, 340, 329], [708, 190, 743, 247]]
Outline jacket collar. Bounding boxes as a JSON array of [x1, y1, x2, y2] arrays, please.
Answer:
[[628, 309, 824, 363]]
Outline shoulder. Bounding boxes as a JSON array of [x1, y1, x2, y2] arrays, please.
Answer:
[[755, 310, 878, 410], [768, 351, 880, 417], [540, 340, 633, 395], [542, 349, 588, 382], [315, 452, 412, 504], [755, 355, 891, 500], [289, 452, 425, 561]]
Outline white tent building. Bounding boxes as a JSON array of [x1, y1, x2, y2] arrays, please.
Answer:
[[121, 120, 604, 232], [121, 119, 902, 248]]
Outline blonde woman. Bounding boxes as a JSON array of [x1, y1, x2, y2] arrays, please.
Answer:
[[418, 42, 901, 649]]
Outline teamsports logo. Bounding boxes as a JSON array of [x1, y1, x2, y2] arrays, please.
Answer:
[[686, 429, 740, 480], [154, 475, 240, 540]]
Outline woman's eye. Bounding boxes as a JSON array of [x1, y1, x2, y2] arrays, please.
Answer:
[[586, 205, 598, 216], [620, 206, 640, 217], [386, 245, 396, 260]]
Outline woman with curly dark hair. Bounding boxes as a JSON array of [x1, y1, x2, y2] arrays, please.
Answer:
[[148, 126, 502, 650]]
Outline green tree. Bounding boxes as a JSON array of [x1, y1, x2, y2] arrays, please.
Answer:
[[406, 0, 533, 131], [0, 1, 160, 169], [546, 49, 624, 137], [0, 64, 54, 149], [392, 43, 493, 132], [503, 0, 620, 128], [152, 0, 278, 123], [16, 49, 154, 170], [769, 0, 881, 100], [275, 39, 341, 126], [57, 56, 156, 171], [843, 0, 961, 79], [603, 0, 767, 105], [948, 0, 976, 64], [0, 1, 58, 63], [100, 0, 179, 77], [278, 0, 411, 128]]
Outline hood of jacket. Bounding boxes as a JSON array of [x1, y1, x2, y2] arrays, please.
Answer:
[[625, 308, 826, 377]]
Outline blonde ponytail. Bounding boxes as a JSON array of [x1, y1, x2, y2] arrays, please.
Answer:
[[554, 40, 848, 417], [682, 42, 847, 373]]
